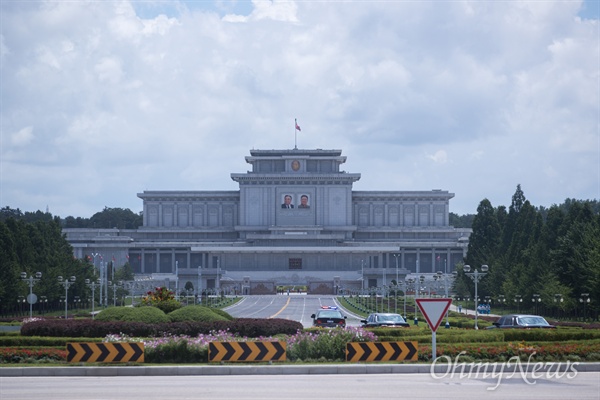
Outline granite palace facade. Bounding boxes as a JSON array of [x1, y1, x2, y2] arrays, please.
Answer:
[[64, 148, 471, 295]]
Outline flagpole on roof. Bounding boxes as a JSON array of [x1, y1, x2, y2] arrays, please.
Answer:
[[294, 118, 301, 150]]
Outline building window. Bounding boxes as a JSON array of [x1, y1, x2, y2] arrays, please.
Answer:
[[289, 258, 302, 270]]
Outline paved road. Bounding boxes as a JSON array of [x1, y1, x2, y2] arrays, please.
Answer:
[[224, 294, 364, 327], [2, 371, 599, 399]]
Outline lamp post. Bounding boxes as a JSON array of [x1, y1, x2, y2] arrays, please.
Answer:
[[404, 278, 413, 322], [436, 269, 455, 328], [85, 279, 101, 319], [413, 275, 425, 325], [361, 259, 365, 290], [514, 294, 522, 313], [497, 295, 506, 311], [393, 254, 400, 314], [463, 264, 489, 330], [580, 293, 590, 321], [20, 271, 42, 319], [39, 296, 47, 315], [17, 296, 25, 316], [174, 261, 179, 301], [197, 266, 202, 305], [553, 294, 563, 319], [108, 281, 122, 306], [532, 294, 541, 314], [58, 276, 76, 319]]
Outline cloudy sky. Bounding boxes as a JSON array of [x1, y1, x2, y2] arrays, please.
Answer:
[[1, 0, 599, 218]]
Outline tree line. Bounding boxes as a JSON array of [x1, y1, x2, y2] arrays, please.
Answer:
[[0, 206, 143, 229], [455, 185, 599, 319], [0, 216, 134, 317]]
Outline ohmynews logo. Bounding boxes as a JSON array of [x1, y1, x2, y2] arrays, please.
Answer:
[[430, 351, 579, 391]]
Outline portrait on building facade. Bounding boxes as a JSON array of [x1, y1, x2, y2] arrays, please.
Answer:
[[298, 194, 310, 209], [291, 160, 300, 171], [281, 194, 294, 209]]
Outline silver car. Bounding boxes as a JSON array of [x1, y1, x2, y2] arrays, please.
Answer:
[[361, 313, 410, 328], [486, 314, 556, 329]]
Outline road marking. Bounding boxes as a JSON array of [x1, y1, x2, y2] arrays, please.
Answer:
[[268, 296, 291, 318]]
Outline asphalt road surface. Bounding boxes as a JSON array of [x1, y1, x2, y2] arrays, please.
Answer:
[[223, 294, 363, 327], [3, 372, 599, 400]]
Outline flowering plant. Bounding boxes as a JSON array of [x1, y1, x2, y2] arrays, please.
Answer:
[[142, 287, 175, 304]]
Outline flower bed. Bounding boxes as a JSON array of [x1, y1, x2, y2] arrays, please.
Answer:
[[418, 340, 600, 362], [3, 327, 600, 364], [0, 347, 66, 364]]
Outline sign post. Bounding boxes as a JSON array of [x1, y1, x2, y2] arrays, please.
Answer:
[[415, 298, 452, 359]]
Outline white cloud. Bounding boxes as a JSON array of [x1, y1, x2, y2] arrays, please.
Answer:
[[11, 126, 34, 146], [0, 0, 598, 217], [224, 0, 299, 23], [427, 150, 448, 164]]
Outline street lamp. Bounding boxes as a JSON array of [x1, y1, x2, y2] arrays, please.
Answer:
[[20, 271, 42, 319], [404, 278, 414, 322], [361, 260, 365, 290], [514, 294, 522, 313], [108, 281, 122, 307], [580, 293, 590, 321], [17, 296, 26, 316], [197, 266, 202, 305], [497, 295, 506, 311], [436, 269, 456, 328], [39, 295, 47, 315], [57, 276, 76, 319], [85, 279, 101, 319], [554, 294, 564, 319], [463, 264, 489, 330], [413, 275, 425, 325], [393, 254, 400, 314], [532, 294, 541, 314]]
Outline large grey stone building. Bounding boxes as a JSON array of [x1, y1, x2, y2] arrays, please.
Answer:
[[65, 148, 470, 295]]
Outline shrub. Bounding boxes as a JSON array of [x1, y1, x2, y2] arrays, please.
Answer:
[[128, 307, 170, 324], [95, 306, 170, 324], [168, 306, 230, 323], [95, 307, 136, 322], [208, 308, 234, 321], [147, 299, 182, 314], [21, 317, 303, 338]]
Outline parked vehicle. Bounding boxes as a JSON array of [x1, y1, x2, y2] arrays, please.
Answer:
[[361, 313, 410, 328], [486, 314, 556, 329], [310, 306, 347, 328]]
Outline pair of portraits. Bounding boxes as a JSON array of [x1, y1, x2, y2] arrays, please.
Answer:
[[281, 194, 310, 209]]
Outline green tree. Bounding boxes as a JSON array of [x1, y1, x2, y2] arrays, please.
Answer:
[[89, 207, 142, 229]]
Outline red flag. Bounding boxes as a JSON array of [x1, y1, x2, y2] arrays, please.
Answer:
[[295, 119, 301, 131]]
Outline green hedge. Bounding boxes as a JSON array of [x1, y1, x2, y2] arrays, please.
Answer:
[[0, 336, 103, 346], [20, 318, 303, 338], [367, 326, 600, 343], [95, 306, 170, 324], [168, 306, 230, 323]]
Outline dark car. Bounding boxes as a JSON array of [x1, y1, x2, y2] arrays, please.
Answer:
[[486, 314, 556, 329], [361, 313, 410, 328], [310, 306, 347, 328]]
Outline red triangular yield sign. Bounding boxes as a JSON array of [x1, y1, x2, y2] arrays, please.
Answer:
[[416, 298, 452, 332]]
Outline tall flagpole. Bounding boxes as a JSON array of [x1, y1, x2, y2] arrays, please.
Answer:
[[294, 118, 301, 149]]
